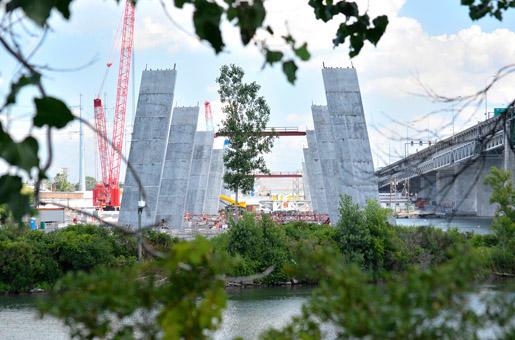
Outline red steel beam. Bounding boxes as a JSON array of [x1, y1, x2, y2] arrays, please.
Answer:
[[254, 173, 302, 178], [215, 127, 307, 137]]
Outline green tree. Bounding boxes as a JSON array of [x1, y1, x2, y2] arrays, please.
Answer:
[[216, 64, 275, 218], [484, 167, 515, 273], [52, 171, 74, 192], [334, 196, 398, 274], [73, 176, 96, 191], [86, 176, 97, 191]]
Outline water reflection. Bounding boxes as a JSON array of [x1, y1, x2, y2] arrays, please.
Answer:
[[395, 217, 493, 234], [1, 281, 512, 339]]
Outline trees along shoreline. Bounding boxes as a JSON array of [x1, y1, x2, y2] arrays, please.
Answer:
[[0, 168, 512, 338]]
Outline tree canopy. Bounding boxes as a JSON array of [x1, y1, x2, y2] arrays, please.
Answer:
[[217, 64, 275, 204], [53, 171, 74, 192]]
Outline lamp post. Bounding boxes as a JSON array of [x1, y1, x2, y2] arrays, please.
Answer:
[[137, 192, 146, 262]]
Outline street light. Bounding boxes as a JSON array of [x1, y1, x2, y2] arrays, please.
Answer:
[[137, 196, 146, 261], [404, 140, 432, 158]]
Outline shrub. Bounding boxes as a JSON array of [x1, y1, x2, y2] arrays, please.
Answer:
[[0, 224, 139, 292], [334, 196, 399, 274], [0, 238, 61, 292], [223, 214, 291, 283]]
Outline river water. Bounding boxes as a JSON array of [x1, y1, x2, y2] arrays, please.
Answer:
[[394, 216, 493, 234], [0, 287, 311, 340], [2, 283, 514, 339]]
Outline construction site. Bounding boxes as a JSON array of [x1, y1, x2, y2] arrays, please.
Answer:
[[115, 64, 377, 234], [40, 0, 508, 234], [34, 0, 379, 235], [119, 65, 383, 227]]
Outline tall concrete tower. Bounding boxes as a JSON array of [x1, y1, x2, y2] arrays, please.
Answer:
[[119, 69, 177, 227], [304, 67, 378, 224]]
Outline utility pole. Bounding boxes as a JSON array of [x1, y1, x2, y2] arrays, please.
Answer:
[[79, 94, 86, 191]]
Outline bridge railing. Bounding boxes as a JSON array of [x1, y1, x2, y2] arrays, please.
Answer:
[[376, 114, 512, 187], [376, 114, 506, 177]]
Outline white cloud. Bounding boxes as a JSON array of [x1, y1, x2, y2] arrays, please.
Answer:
[[36, 0, 515, 174], [138, 4, 196, 51]]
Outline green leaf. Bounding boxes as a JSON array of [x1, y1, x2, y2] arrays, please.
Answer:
[[461, 0, 515, 21], [265, 50, 284, 65], [5, 73, 41, 106], [337, 1, 359, 17], [282, 60, 298, 84], [234, 0, 266, 45], [1, 137, 40, 172], [193, 1, 224, 53], [33, 96, 75, 128], [294, 43, 311, 61], [349, 34, 365, 58], [0, 175, 31, 221], [367, 15, 388, 45], [174, 0, 192, 9], [16, 137, 40, 171], [5, 0, 73, 26], [0, 123, 39, 172]]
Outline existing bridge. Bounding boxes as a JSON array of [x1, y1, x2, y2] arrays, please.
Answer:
[[375, 112, 515, 217]]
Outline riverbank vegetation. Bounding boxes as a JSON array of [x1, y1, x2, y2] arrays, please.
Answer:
[[0, 225, 174, 293], [0, 168, 513, 338]]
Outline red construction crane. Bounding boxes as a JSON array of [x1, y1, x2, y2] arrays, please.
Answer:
[[93, 0, 135, 210], [204, 100, 214, 131]]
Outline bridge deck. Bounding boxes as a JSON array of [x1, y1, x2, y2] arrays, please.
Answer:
[[375, 113, 512, 187]]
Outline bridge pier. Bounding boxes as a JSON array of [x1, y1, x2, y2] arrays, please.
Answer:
[[453, 164, 481, 215], [426, 156, 503, 216], [418, 173, 436, 202], [435, 169, 456, 212]]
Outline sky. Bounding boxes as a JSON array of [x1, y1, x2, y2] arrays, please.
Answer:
[[1, 0, 515, 184]]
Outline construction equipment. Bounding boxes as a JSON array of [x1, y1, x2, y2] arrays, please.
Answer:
[[219, 194, 247, 218], [218, 194, 246, 208], [204, 101, 214, 131], [93, 0, 135, 210]]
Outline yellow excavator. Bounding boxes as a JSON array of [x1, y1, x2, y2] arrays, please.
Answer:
[[219, 194, 246, 209]]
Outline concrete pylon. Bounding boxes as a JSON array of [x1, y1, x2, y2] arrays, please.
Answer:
[[119, 69, 177, 227], [301, 160, 311, 203], [311, 105, 350, 223], [322, 67, 378, 207], [204, 149, 225, 215], [184, 131, 214, 217], [155, 106, 199, 229], [305, 129, 328, 214]]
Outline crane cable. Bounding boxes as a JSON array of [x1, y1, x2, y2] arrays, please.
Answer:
[[97, 8, 124, 98]]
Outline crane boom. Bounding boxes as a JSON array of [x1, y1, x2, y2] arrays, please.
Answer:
[[93, 99, 109, 186], [109, 0, 135, 188], [93, 0, 135, 209]]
